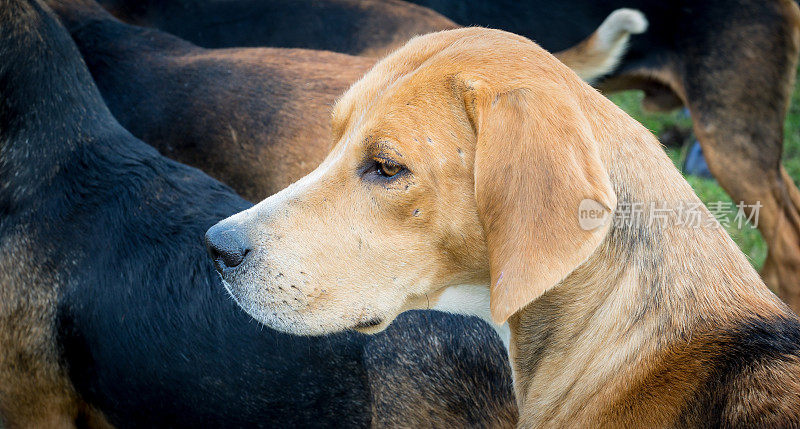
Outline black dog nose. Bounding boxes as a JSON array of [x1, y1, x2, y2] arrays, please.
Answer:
[[205, 224, 251, 271]]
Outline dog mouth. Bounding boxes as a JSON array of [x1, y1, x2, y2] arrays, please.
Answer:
[[353, 317, 384, 329], [351, 315, 392, 334]]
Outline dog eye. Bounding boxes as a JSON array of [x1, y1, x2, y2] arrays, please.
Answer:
[[375, 159, 403, 178]]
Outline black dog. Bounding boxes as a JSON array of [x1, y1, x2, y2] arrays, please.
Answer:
[[98, 0, 458, 56], [0, 0, 515, 427]]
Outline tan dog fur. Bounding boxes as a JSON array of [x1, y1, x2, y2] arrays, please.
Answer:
[[212, 28, 800, 426]]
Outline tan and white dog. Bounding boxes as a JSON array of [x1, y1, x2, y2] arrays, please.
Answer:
[[206, 28, 800, 427]]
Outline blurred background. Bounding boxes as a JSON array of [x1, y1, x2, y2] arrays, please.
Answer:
[[610, 75, 800, 269]]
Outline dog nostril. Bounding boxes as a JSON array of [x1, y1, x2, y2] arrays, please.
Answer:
[[205, 224, 252, 272]]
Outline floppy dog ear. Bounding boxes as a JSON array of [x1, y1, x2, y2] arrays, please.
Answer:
[[467, 83, 616, 324]]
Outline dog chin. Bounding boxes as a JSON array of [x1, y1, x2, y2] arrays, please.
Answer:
[[220, 280, 356, 335], [241, 302, 318, 335], [220, 278, 305, 334], [220, 278, 394, 336]]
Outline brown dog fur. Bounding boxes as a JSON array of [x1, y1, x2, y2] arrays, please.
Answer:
[[213, 28, 800, 426], [49, 0, 645, 201]]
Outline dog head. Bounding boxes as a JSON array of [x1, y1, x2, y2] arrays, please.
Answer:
[[206, 28, 616, 335]]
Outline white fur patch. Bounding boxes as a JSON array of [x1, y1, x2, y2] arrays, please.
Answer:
[[434, 284, 511, 348], [578, 8, 649, 82]]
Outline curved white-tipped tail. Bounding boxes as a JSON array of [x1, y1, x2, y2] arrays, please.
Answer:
[[554, 8, 648, 82], [597, 8, 649, 50]]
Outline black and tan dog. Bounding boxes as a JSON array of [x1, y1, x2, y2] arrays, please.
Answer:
[[210, 28, 800, 426], [0, 1, 517, 427], [47, 0, 646, 202]]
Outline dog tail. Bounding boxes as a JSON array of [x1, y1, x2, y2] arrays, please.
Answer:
[[554, 9, 648, 82]]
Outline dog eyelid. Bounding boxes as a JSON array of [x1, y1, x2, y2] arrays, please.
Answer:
[[373, 156, 400, 167], [375, 158, 403, 178], [359, 156, 408, 183]]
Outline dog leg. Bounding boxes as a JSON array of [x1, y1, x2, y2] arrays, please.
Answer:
[[680, 0, 800, 309], [0, 388, 78, 429], [0, 244, 86, 428], [0, 323, 82, 429]]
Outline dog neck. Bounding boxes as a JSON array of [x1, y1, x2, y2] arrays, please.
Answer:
[[434, 285, 511, 348], [505, 102, 794, 426]]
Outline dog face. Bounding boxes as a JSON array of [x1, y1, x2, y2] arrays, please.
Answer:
[[206, 28, 616, 335]]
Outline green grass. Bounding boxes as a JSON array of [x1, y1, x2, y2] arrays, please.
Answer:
[[607, 67, 800, 270]]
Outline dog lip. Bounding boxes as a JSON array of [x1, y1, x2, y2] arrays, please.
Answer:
[[213, 251, 251, 278], [353, 317, 383, 329], [217, 261, 238, 275], [219, 278, 239, 301]]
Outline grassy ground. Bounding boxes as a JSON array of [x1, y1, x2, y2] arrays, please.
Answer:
[[607, 66, 800, 270]]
